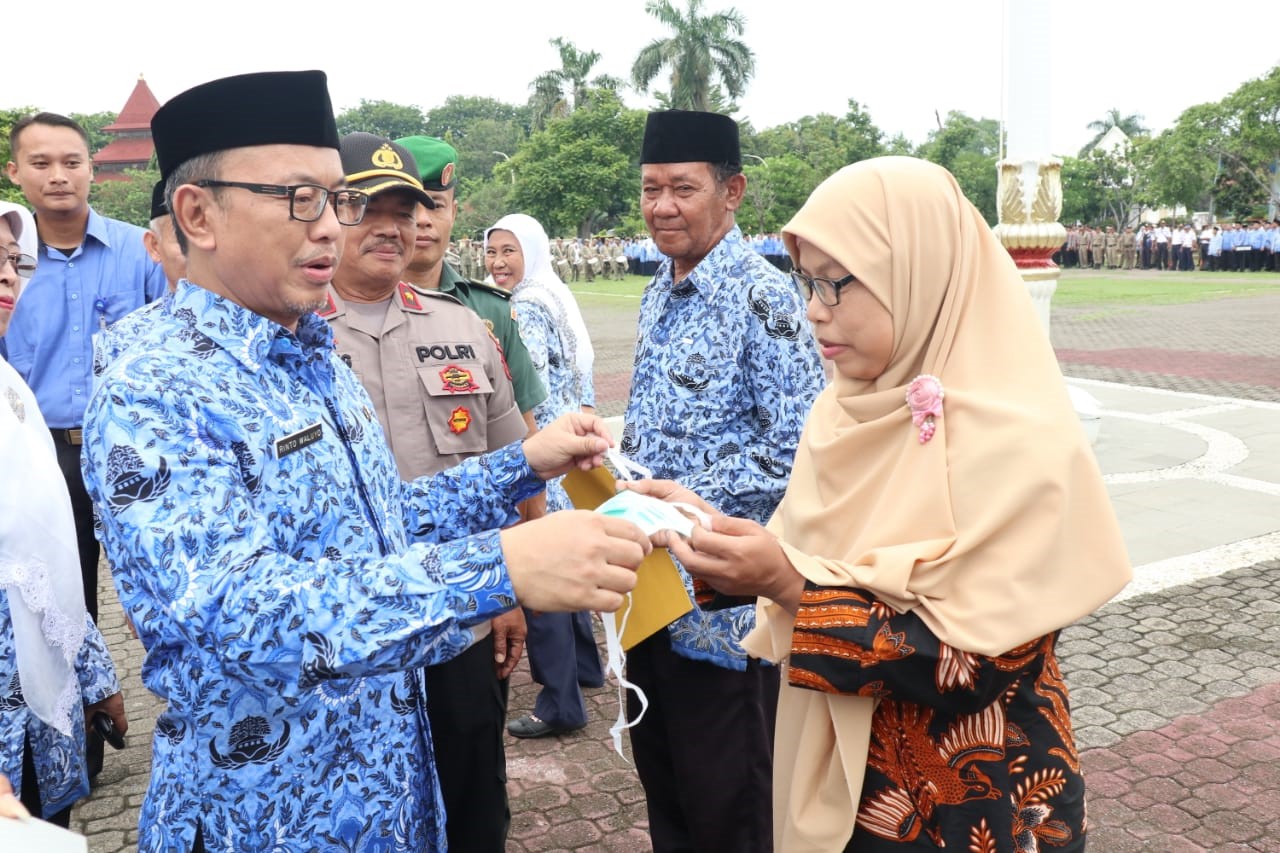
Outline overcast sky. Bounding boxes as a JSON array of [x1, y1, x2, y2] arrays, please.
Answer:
[[9, 0, 1277, 158]]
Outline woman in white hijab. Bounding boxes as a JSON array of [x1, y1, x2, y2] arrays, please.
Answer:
[[0, 201, 128, 825], [483, 213, 604, 738]]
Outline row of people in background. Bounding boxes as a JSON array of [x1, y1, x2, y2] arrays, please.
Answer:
[[456, 231, 795, 284], [1060, 221, 1280, 272]]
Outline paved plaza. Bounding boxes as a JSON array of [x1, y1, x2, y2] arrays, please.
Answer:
[[71, 276, 1280, 851]]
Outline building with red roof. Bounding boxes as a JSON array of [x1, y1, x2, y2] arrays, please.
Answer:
[[93, 76, 160, 182]]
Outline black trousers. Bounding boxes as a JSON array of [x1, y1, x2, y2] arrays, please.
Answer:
[[626, 630, 778, 852], [50, 430, 100, 624], [425, 634, 511, 853]]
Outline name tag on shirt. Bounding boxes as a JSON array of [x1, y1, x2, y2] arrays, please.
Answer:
[[276, 423, 323, 458]]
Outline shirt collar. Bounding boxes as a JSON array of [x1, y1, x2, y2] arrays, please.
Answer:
[[172, 279, 335, 373], [33, 206, 108, 256], [83, 207, 113, 248]]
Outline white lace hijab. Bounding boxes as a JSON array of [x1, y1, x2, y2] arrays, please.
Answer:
[[0, 204, 87, 737], [484, 213, 595, 385]]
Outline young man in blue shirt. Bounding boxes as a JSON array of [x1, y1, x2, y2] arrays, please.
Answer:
[[3, 113, 167, 625]]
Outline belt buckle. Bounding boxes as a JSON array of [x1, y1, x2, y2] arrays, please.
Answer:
[[67, 428, 83, 445]]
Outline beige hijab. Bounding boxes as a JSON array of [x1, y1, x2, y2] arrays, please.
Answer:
[[742, 157, 1132, 850]]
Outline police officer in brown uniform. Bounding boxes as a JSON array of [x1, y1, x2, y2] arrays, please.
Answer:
[[320, 131, 528, 852], [1104, 225, 1120, 269]]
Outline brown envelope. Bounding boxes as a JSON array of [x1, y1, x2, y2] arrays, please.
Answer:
[[562, 466, 694, 649]]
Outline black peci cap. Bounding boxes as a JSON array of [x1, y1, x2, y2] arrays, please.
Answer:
[[640, 110, 741, 166], [151, 70, 340, 181]]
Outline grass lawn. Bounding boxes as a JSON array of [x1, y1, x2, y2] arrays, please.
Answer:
[[564, 268, 1280, 309], [1054, 269, 1280, 305], [566, 276, 650, 305]]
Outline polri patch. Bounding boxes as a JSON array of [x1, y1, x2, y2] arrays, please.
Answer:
[[449, 406, 473, 434], [439, 364, 479, 393], [276, 422, 324, 458]]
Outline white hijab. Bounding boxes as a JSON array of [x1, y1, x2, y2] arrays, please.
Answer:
[[0, 361, 88, 739], [484, 213, 594, 386], [0, 204, 87, 737], [0, 201, 37, 282]]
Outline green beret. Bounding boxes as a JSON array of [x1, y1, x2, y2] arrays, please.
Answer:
[[395, 136, 458, 191]]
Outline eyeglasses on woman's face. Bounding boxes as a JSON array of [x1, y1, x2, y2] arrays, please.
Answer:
[[0, 247, 36, 276], [790, 269, 856, 307]]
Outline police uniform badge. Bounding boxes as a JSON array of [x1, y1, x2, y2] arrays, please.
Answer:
[[316, 291, 339, 319], [448, 406, 472, 434], [439, 365, 479, 393], [372, 143, 404, 171], [397, 281, 426, 312]]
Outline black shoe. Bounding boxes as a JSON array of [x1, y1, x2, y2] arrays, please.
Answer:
[[507, 714, 583, 739]]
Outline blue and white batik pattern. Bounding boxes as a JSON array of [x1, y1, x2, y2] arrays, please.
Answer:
[[623, 226, 824, 670], [511, 281, 594, 512], [0, 609, 117, 819], [83, 279, 542, 853], [91, 292, 172, 380]]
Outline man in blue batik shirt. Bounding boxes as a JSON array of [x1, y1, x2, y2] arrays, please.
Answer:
[[82, 71, 648, 853], [621, 109, 824, 852]]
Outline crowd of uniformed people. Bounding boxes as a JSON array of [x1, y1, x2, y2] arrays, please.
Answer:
[[1060, 220, 1280, 271]]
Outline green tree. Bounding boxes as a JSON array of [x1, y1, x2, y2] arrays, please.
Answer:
[[884, 133, 916, 156], [1139, 66, 1280, 219], [1217, 67, 1280, 216], [1060, 155, 1108, 226], [425, 96, 531, 140], [71, 111, 119, 154], [916, 111, 1001, 223], [1080, 108, 1148, 155], [741, 153, 820, 232], [89, 168, 160, 227], [0, 106, 38, 204], [917, 112, 1001, 222], [452, 119, 528, 186], [419, 96, 531, 189], [1142, 104, 1223, 212], [754, 100, 885, 179], [1091, 142, 1151, 230], [631, 0, 755, 112], [507, 90, 646, 237], [529, 38, 623, 130], [740, 162, 776, 233], [454, 179, 514, 242], [336, 99, 428, 140]]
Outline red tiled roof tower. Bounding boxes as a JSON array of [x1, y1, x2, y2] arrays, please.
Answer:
[[93, 75, 160, 182]]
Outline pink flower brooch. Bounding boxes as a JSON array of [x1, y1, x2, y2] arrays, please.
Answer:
[[906, 374, 944, 444]]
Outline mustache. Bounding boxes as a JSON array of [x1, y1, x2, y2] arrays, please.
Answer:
[[365, 239, 403, 254]]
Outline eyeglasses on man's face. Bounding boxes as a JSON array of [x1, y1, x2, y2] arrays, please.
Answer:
[[790, 269, 856, 307], [0, 247, 37, 276], [193, 180, 369, 225]]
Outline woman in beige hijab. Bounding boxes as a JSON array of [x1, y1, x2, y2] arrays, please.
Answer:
[[627, 157, 1130, 851]]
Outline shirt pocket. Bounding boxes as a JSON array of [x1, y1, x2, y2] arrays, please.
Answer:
[[417, 361, 493, 456]]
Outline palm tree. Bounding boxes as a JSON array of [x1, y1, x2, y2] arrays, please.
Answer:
[[1081, 109, 1149, 155], [631, 0, 755, 112], [529, 38, 622, 130]]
